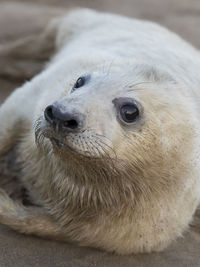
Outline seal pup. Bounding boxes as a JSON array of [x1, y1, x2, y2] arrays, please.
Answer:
[[0, 8, 200, 254]]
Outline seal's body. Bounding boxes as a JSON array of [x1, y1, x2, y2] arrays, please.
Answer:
[[0, 9, 200, 254]]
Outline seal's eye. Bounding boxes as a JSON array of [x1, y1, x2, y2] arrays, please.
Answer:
[[71, 75, 91, 93], [73, 77, 86, 91], [120, 103, 139, 123], [74, 77, 85, 89], [113, 97, 141, 125]]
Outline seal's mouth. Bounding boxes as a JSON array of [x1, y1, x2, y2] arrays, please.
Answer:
[[35, 116, 115, 159], [52, 137, 65, 148], [50, 136, 85, 155], [50, 136, 76, 152]]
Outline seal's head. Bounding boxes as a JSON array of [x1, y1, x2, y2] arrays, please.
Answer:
[[35, 64, 198, 204]]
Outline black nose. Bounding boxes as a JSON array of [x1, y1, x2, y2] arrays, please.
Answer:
[[44, 105, 82, 131]]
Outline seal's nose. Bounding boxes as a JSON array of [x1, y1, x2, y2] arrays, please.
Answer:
[[44, 105, 82, 131]]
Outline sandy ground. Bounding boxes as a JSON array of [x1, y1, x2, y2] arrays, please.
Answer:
[[0, 1, 200, 266]]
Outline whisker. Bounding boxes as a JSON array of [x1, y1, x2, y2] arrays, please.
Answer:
[[94, 133, 117, 160], [104, 59, 115, 77], [126, 81, 154, 92]]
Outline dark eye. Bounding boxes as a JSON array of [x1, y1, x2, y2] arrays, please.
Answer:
[[120, 104, 139, 123], [71, 75, 91, 93], [74, 77, 85, 89]]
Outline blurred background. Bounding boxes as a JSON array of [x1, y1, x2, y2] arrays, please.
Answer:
[[0, 1, 200, 266]]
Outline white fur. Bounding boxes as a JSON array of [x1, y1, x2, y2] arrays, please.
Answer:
[[0, 9, 200, 254]]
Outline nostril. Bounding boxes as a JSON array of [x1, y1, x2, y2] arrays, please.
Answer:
[[44, 105, 54, 123], [63, 119, 78, 130], [44, 105, 81, 131]]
